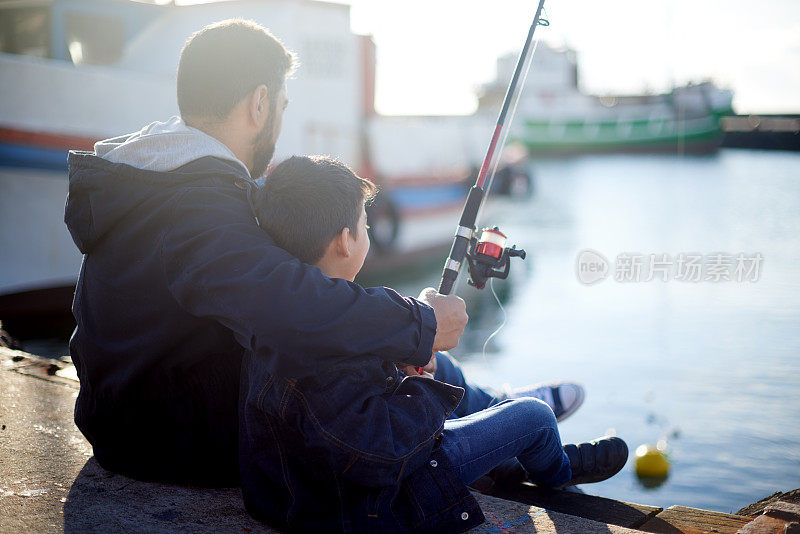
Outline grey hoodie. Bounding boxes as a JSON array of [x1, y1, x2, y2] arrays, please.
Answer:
[[95, 115, 249, 174]]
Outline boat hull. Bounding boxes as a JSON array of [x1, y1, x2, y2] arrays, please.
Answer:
[[519, 114, 725, 155], [0, 165, 82, 309]]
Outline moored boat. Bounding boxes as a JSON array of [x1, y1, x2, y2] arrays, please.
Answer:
[[478, 44, 734, 155]]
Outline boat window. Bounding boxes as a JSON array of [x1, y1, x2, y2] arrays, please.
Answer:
[[64, 12, 124, 65], [0, 7, 51, 58]]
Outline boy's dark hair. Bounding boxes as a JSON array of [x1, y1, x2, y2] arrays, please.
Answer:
[[255, 156, 376, 265], [177, 19, 296, 120]]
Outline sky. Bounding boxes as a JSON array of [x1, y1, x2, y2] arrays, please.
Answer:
[[336, 0, 800, 116]]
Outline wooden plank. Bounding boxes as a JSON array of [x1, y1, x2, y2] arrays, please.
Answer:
[[471, 492, 645, 533], [638, 505, 753, 534], [478, 481, 662, 529]]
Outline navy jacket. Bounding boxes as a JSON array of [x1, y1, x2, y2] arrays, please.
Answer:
[[65, 150, 436, 485], [240, 354, 485, 533]]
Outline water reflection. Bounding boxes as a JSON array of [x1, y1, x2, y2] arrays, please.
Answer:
[[636, 474, 669, 490]]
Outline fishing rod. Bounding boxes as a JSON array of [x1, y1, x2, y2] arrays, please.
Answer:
[[437, 0, 548, 295]]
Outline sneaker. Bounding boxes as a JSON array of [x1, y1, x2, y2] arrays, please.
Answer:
[[561, 436, 628, 487], [502, 381, 586, 422]]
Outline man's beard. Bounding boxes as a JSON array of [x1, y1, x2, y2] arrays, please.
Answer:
[[251, 114, 276, 179]]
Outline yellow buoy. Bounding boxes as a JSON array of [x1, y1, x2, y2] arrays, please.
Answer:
[[634, 443, 670, 478]]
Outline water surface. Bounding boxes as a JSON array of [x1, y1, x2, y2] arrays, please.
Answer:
[[388, 149, 800, 512]]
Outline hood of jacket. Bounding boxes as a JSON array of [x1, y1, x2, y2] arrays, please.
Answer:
[[66, 116, 251, 253]]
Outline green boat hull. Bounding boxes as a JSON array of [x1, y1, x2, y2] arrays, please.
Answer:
[[519, 112, 726, 155]]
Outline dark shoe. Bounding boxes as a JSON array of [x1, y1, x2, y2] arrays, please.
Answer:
[[561, 436, 628, 486]]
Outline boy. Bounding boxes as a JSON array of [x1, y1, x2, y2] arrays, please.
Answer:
[[240, 156, 627, 533]]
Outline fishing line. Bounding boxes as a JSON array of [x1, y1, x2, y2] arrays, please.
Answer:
[[481, 278, 511, 406], [480, 278, 508, 366]]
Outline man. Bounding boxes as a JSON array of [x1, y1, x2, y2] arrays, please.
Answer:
[[65, 19, 465, 485]]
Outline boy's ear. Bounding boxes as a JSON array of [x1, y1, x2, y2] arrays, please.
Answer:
[[335, 227, 351, 258]]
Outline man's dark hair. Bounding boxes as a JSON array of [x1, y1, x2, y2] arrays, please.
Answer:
[[177, 19, 296, 120], [255, 156, 376, 265]]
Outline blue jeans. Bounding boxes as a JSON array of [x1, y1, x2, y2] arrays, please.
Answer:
[[434, 353, 572, 487]]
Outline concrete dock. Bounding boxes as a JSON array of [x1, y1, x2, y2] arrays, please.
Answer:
[[1, 347, 797, 533]]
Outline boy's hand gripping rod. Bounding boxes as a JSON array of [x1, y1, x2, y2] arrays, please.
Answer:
[[437, 0, 548, 295]]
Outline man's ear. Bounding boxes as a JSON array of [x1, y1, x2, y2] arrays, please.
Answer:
[[248, 85, 270, 126]]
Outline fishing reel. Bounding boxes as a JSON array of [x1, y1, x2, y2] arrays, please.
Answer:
[[465, 227, 526, 289]]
